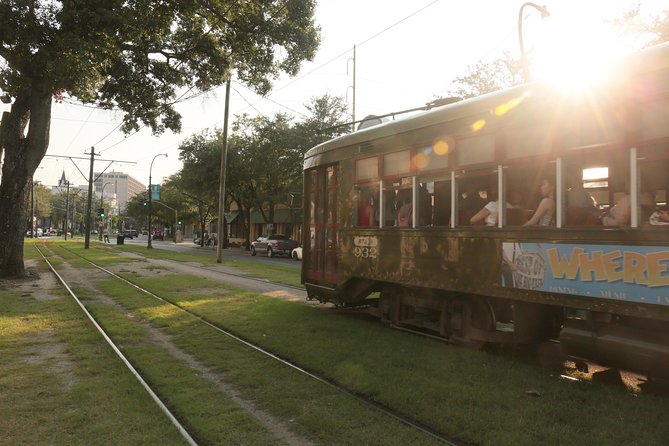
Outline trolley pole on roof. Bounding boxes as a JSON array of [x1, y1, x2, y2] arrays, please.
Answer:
[[517, 3, 550, 82]]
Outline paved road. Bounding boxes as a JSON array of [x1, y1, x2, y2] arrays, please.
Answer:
[[119, 235, 301, 269]]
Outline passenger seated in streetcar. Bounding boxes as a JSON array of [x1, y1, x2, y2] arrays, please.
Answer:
[[565, 170, 600, 225], [602, 191, 653, 226], [458, 181, 486, 225], [649, 205, 669, 225], [523, 177, 555, 226], [470, 188, 522, 226]]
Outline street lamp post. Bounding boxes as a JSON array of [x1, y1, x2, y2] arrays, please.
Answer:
[[147, 153, 168, 249], [518, 2, 550, 82], [100, 182, 113, 241]]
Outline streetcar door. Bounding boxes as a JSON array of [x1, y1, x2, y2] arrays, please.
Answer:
[[305, 165, 338, 284]]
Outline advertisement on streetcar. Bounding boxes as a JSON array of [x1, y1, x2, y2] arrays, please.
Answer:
[[502, 242, 669, 307]]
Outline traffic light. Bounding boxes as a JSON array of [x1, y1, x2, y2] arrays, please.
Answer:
[[143, 201, 147, 206], [98, 208, 105, 218], [178, 219, 183, 225]]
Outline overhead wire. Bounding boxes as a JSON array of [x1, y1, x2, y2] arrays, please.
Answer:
[[46, 1, 517, 185], [257, 0, 442, 103]]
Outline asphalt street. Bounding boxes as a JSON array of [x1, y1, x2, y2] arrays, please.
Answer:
[[118, 235, 302, 269]]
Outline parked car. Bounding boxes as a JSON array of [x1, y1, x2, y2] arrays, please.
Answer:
[[26, 228, 43, 237], [250, 234, 300, 257], [122, 229, 138, 239], [292, 246, 302, 261], [152, 229, 164, 241]]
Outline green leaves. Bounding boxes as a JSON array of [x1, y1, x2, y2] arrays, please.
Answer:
[[0, 0, 320, 135]]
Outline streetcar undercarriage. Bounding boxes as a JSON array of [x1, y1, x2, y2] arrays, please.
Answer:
[[306, 281, 669, 380]]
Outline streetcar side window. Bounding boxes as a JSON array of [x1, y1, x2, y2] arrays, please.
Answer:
[[356, 185, 379, 227], [382, 177, 411, 227], [457, 174, 494, 226], [355, 155, 380, 228], [638, 153, 669, 226], [503, 172, 531, 226], [413, 178, 450, 227], [557, 149, 631, 227], [563, 163, 600, 226]]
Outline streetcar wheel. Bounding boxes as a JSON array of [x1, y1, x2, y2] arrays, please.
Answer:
[[379, 286, 401, 324], [461, 298, 496, 349], [250, 246, 256, 256], [292, 251, 299, 260], [267, 247, 274, 258]]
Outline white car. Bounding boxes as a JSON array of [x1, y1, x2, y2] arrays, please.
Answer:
[[291, 246, 302, 261]]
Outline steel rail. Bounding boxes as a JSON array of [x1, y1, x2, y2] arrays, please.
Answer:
[[54, 243, 461, 446], [34, 244, 199, 446]]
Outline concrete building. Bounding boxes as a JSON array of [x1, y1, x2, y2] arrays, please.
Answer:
[[93, 171, 145, 212]]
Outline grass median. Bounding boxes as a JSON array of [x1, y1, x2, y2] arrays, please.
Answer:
[[10, 240, 669, 445], [93, 241, 303, 288], [0, 246, 188, 445]]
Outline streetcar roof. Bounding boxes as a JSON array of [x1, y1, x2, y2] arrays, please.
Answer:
[[304, 83, 530, 161], [304, 41, 669, 164]]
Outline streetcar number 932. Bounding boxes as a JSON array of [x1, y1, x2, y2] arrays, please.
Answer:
[[354, 246, 377, 259]]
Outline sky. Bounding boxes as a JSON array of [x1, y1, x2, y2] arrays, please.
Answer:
[[4, 0, 667, 190]]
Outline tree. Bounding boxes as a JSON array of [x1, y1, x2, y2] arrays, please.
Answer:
[[293, 93, 350, 152], [445, 56, 524, 100], [171, 94, 349, 248], [615, 6, 669, 46], [174, 132, 221, 244], [23, 182, 52, 233], [0, 1, 320, 277], [232, 94, 350, 230]]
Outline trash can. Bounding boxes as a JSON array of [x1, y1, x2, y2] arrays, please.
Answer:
[[116, 235, 125, 245]]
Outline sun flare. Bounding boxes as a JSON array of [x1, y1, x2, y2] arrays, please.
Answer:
[[530, 11, 635, 91]]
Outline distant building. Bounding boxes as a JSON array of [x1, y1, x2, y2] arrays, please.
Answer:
[[93, 171, 145, 211], [51, 171, 86, 194]]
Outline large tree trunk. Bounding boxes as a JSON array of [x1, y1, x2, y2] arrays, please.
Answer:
[[0, 86, 52, 278]]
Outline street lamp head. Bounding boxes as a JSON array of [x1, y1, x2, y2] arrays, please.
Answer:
[[538, 4, 550, 19]]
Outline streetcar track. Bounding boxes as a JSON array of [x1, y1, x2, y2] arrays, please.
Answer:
[[47, 242, 462, 446], [34, 244, 199, 446]]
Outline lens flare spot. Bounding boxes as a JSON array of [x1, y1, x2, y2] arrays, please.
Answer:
[[434, 140, 450, 156], [470, 119, 486, 132], [494, 91, 531, 116], [413, 152, 429, 169]]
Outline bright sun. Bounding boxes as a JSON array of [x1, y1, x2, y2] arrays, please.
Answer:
[[530, 10, 635, 90]]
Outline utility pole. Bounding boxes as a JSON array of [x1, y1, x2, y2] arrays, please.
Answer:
[[64, 180, 71, 240], [352, 44, 356, 131], [347, 45, 356, 133], [31, 178, 35, 238], [43, 153, 134, 244], [216, 79, 231, 262], [72, 192, 78, 238], [84, 146, 96, 249]]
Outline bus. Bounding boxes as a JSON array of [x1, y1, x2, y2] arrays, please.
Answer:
[[301, 42, 669, 378]]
